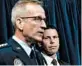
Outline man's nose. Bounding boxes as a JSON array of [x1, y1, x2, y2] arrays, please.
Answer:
[[50, 38, 54, 44], [41, 20, 46, 28]]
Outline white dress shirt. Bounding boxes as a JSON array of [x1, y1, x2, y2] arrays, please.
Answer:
[[41, 52, 60, 66], [12, 36, 31, 56]]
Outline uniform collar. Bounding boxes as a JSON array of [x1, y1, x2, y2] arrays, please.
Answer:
[[12, 35, 31, 56]]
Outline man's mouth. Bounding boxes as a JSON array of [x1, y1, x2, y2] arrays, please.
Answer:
[[38, 31, 44, 34], [38, 31, 43, 34], [49, 46, 57, 49], [38, 32, 43, 35]]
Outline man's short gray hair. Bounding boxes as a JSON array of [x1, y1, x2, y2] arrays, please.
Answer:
[[11, 0, 43, 26]]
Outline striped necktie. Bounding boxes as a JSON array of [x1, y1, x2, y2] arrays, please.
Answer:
[[51, 59, 57, 65]]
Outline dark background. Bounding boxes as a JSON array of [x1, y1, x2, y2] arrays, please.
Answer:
[[0, 0, 81, 65]]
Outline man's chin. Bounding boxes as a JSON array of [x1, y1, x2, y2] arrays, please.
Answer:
[[28, 35, 42, 42], [35, 39, 42, 42], [47, 53, 55, 56], [34, 37, 42, 42], [46, 51, 57, 56]]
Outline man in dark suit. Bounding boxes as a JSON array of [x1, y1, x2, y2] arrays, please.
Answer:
[[0, 0, 46, 65], [40, 25, 68, 65]]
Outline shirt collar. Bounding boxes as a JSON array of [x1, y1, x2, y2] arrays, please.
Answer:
[[41, 52, 59, 65], [12, 35, 31, 56]]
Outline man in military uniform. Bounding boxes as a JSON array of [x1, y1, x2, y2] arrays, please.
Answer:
[[0, 0, 46, 65]]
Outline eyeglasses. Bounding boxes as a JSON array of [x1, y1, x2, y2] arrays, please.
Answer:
[[20, 16, 46, 22]]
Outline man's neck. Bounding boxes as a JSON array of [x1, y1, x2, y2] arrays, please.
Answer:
[[14, 33, 32, 46], [42, 51, 56, 59]]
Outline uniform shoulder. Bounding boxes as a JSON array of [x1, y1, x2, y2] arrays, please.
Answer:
[[0, 43, 8, 48], [0, 43, 11, 50]]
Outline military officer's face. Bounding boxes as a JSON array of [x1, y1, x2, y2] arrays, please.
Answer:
[[19, 4, 46, 42]]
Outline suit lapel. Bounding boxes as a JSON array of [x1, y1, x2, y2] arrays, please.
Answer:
[[58, 60, 68, 65], [8, 38, 36, 65], [58, 60, 63, 65]]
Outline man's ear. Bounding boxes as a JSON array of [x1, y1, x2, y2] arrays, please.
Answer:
[[15, 18, 24, 31]]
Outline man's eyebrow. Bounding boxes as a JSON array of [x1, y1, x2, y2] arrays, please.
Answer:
[[53, 36, 59, 37], [44, 36, 50, 38]]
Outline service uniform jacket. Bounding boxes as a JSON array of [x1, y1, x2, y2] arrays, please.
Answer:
[[0, 38, 42, 65]]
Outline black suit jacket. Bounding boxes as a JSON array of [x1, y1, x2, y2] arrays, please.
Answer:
[[36, 54, 69, 65], [35, 44, 69, 65], [34, 45, 69, 65], [0, 38, 39, 65], [38, 55, 69, 65], [58, 60, 69, 65]]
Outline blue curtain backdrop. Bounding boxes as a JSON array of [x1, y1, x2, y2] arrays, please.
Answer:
[[0, 0, 81, 65]]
